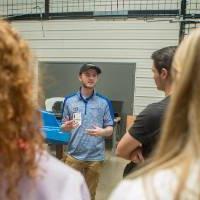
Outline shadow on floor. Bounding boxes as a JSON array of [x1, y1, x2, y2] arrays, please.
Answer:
[[96, 149, 128, 200]]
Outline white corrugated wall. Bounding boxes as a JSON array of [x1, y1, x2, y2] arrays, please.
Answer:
[[12, 19, 179, 114]]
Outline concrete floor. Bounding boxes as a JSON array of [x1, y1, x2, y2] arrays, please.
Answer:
[[96, 150, 128, 200]]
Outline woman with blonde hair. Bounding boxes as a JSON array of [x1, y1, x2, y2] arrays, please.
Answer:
[[109, 29, 200, 199], [0, 20, 90, 200]]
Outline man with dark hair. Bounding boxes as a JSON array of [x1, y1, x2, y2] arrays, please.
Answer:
[[61, 63, 114, 200], [116, 46, 177, 177]]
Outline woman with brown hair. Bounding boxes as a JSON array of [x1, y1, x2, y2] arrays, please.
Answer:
[[0, 20, 89, 200], [109, 29, 200, 199]]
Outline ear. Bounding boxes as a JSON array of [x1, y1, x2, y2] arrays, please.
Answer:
[[160, 68, 169, 79]]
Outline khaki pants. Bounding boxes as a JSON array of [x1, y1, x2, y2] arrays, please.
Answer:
[[65, 154, 103, 200]]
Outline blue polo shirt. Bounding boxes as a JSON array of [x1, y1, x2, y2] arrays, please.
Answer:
[[62, 90, 114, 161]]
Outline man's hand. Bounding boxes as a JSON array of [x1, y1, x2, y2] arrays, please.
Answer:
[[86, 126, 104, 137], [130, 148, 144, 164], [115, 132, 142, 160], [86, 125, 113, 137], [61, 120, 78, 131]]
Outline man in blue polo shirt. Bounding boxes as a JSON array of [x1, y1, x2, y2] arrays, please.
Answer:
[[61, 63, 114, 200]]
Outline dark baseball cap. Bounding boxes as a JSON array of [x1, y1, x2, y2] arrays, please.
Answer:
[[79, 63, 101, 75]]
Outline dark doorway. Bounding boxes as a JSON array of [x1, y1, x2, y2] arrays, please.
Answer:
[[39, 62, 135, 137]]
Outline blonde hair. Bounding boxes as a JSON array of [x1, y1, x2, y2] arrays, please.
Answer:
[[0, 20, 44, 200], [129, 29, 200, 199]]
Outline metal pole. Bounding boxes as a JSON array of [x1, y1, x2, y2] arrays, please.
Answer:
[[45, 0, 49, 19], [179, 0, 187, 42]]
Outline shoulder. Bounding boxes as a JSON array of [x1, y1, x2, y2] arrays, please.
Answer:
[[63, 93, 77, 104], [109, 169, 178, 200], [37, 152, 87, 189], [20, 152, 90, 200], [138, 97, 169, 120], [95, 93, 114, 117], [147, 97, 169, 112], [109, 178, 146, 200], [96, 93, 112, 104]]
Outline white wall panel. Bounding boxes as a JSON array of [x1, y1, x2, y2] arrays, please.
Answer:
[[12, 20, 179, 30], [29, 39, 177, 49], [20, 30, 178, 40], [136, 78, 156, 87], [12, 19, 179, 114], [33, 49, 159, 59], [135, 87, 164, 98]]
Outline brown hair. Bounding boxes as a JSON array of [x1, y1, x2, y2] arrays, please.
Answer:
[[129, 29, 200, 199], [0, 20, 44, 200], [151, 46, 177, 74]]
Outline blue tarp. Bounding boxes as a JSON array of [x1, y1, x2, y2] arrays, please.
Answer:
[[41, 110, 71, 144]]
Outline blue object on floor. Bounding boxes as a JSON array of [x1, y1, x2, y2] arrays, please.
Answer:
[[41, 110, 71, 144]]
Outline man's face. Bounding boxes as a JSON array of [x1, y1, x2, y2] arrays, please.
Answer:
[[79, 69, 99, 89], [152, 64, 163, 91]]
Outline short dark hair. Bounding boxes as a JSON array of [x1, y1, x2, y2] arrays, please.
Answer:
[[151, 46, 177, 73]]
